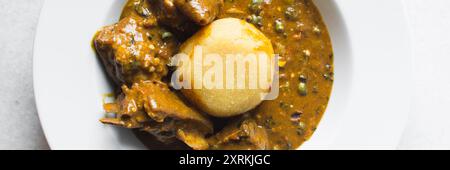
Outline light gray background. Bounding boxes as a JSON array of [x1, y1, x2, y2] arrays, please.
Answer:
[[0, 0, 449, 149], [0, 0, 48, 149]]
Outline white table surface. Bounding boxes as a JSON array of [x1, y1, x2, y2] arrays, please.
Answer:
[[0, 0, 448, 150], [399, 0, 450, 149]]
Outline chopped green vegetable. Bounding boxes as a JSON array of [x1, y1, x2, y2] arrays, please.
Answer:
[[249, 0, 263, 14], [247, 14, 263, 26], [299, 74, 307, 83], [147, 33, 153, 40], [280, 101, 293, 110], [275, 19, 285, 33], [298, 121, 306, 130], [298, 82, 307, 96], [296, 121, 307, 136], [323, 72, 334, 81], [285, 7, 298, 20], [161, 31, 173, 40], [252, 0, 263, 4]]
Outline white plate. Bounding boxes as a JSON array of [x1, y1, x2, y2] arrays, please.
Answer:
[[33, 0, 412, 150]]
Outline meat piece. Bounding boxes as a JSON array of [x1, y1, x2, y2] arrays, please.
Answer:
[[100, 81, 213, 149], [148, 0, 223, 37], [101, 94, 150, 129], [152, 0, 181, 24], [177, 128, 210, 150], [121, 0, 154, 19], [93, 16, 178, 85], [208, 115, 269, 150], [150, 0, 200, 36], [174, 0, 224, 25], [138, 81, 212, 130]]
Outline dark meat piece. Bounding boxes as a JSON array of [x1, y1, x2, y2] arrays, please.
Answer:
[[208, 115, 269, 150], [149, 0, 223, 37], [174, 0, 224, 25], [93, 16, 178, 85], [100, 81, 213, 150], [149, 0, 200, 37], [152, 0, 182, 25]]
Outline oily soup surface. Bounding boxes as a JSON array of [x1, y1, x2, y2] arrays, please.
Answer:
[[119, 0, 333, 150]]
